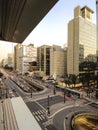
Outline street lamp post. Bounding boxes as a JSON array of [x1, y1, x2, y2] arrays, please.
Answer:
[[30, 88, 32, 98], [47, 95, 50, 115], [64, 88, 66, 103], [6, 87, 8, 98], [95, 70, 98, 98], [53, 81, 56, 95], [72, 96, 77, 130]]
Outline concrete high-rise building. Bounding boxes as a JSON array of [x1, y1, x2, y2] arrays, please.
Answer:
[[96, 0, 98, 62], [14, 44, 22, 72], [67, 6, 96, 75], [37, 45, 51, 76], [14, 44, 37, 74], [19, 44, 37, 74], [7, 53, 13, 67], [50, 45, 67, 79]]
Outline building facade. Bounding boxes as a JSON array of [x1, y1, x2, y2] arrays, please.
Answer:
[[96, 0, 98, 62], [14, 44, 22, 72], [37, 45, 51, 76], [50, 45, 67, 79], [67, 6, 96, 75], [19, 44, 37, 74], [7, 53, 13, 67], [14, 44, 37, 74]]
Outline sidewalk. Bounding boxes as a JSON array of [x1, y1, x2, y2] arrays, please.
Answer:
[[47, 99, 74, 119], [85, 95, 98, 104]]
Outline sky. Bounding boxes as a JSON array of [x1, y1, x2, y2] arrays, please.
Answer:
[[0, 0, 96, 61], [23, 0, 96, 47]]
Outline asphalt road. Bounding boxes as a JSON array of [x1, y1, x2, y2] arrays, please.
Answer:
[[3, 78, 26, 97], [53, 106, 90, 130], [2, 77, 98, 130], [26, 101, 57, 130], [37, 95, 64, 109]]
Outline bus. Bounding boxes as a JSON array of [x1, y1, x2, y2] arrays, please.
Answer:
[[56, 85, 84, 99], [65, 88, 84, 99]]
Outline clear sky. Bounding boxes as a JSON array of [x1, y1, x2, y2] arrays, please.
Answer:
[[0, 0, 96, 61], [23, 0, 96, 47]]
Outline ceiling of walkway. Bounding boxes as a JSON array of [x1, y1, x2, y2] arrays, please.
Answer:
[[0, 0, 58, 43]]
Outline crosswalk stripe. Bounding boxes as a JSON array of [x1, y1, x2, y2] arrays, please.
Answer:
[[38, 115, 43, 120], [37, 111, 41, 114], [32, 109, 47, 122], [35, 116, 40, 122], [32, 112, 35, 115], [35, 111, 38, 115], [41, 114, 45, 119], [42, 109, 46, 113], [40, 110, 45, 114]]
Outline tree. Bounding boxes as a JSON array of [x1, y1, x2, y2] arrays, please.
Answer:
[[64, 74, 71, 87], [69, 74, 78, 88], [79, 61, 97, 87], [0, 72, 3, 78]]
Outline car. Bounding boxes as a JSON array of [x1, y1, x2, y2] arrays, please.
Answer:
[[12, 89, 16, 92], [8, 90, 13, 98]]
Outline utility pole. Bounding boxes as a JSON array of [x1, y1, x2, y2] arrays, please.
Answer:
[[64, 88, 66, 103], [47, 95, 50, 115], [53, 81, 56, 95]]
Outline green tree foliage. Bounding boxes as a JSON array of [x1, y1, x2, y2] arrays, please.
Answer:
[[79, 61, 97, 87], [0, 72, 3, 78], [4, 64, 13, 71]]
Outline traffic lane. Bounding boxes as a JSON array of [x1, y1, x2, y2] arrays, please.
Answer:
[[4, 78, 26, 97], [37, 95, 90, 109], [53, 106, 89, 130], [26, 101, 48, 129], [37, 95, 64, 108], [46, 124, 57, 130], [26, 101, 42, 112], [26, 101, 58, 130]]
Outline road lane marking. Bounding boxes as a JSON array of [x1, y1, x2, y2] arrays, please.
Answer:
[[41, 114, 45, 119], [35, 115, 40, 122]]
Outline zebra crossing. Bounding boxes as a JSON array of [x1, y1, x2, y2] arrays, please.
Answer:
[[32, 109, 47, 122], [32, 109, 54, 130], [23, 96, 31, 102]]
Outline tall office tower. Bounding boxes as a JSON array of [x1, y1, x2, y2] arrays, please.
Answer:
[[67, 6, 96, 75], [50, 45, 67, 79], [7, 53, 13, 67], [14, 44, 22, 72], [37, 45, 51, 76], [96, 0, 98, 62]]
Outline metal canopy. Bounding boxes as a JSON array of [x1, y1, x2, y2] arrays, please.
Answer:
[[0, 0, 58, 43]]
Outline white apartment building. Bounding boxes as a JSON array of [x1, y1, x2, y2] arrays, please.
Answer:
[[96, 0, 98, 60], [7, 53, 13, 67], [19, 44, 37, 74], [50, 45, 67, 79], [67, 6, 96, 75]]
